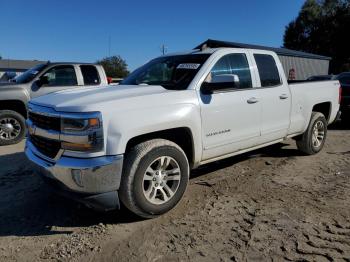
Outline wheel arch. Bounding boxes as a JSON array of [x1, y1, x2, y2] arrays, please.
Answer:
[[312, 102, 331, 122], [0, 100, 27, 118], [125, 127, 196, 168]]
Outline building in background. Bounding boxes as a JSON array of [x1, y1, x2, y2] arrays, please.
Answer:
[[195, 39, 331, 80], [0, 59, 46, 82]]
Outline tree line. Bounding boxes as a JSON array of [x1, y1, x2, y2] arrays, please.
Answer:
[[96, 55, 129, 78], [284, 0, 350, 73]]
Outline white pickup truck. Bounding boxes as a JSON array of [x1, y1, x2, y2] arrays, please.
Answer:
[[25, 47, 341, 218]]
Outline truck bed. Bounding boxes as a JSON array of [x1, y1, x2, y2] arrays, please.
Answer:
[[288, 80, 340, 135]]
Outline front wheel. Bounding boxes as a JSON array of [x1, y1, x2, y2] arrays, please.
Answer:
[[119, 139, 189, 218], [0, 110, 26, 146], [296, 112, 327, 155]]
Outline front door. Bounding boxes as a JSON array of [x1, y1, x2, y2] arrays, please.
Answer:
[[200, 52, 262, 161]]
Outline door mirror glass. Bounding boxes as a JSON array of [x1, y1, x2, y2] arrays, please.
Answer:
[[201, 74, 240, 94], [37, 76, 49, 87]]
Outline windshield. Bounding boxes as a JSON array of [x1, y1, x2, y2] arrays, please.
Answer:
[[120, 54, 210, 90], [14, 64, 47, 84]]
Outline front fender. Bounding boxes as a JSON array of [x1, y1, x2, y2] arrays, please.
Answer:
[[0, 85, 30, 104], [104, 103, 202, 164]]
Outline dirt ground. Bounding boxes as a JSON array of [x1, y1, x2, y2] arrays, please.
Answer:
[[1, 122, 350, 262]]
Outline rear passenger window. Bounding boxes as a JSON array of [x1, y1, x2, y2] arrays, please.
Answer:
[[254, 54, 281, 87], [80, 65, 100, 85], [210, 53, 252, 89]]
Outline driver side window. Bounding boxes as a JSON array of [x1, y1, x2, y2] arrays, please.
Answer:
[[41, 66, 77, 87], [208, 54, 253, 89]]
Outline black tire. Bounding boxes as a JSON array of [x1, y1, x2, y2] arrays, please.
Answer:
[[119, 139, 189, 218], [0, 110, 26, 146], [296, 112, 327, 155]]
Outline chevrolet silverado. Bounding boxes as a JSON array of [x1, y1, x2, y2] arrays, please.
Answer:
[[25, 47, 341, 218]]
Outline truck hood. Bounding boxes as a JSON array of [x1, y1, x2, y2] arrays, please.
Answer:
[[30, 85, 188, 112]]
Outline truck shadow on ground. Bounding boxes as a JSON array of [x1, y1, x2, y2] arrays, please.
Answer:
[[0, 152, 142, 238], [0, 142, 303, 238], [329, 119, 350, 130]]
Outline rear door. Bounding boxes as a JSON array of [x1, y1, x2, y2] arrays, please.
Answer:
[[30, 65, 79, 98], [199, 51, 262, 160], [251, 51, 291, 143]]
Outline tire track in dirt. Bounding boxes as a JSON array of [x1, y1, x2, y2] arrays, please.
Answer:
[[1, 131, 350, 262], [88, 131, 350, 262]]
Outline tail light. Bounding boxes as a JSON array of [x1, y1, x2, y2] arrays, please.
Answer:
[[107, 77, 113, 84], [339, 86, 342, 104]]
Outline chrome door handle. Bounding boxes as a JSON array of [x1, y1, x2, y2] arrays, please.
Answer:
[[247, 97, 259, 104], [279, 94, 289, 99]]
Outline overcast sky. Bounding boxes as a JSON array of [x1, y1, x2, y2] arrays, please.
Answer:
[[0, 0, 304, 70]]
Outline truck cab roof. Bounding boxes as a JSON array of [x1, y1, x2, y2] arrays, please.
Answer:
[[45, 62, 100, 66]]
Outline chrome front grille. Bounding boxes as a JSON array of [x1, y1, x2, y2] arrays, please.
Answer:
[[28, 112, 61, 131], [27, 104, 63, 160], [29, 135, 61, 159]]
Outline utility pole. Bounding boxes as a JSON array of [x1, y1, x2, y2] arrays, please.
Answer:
[[108, 36, 111, 57], [160, 44, 167, 55]]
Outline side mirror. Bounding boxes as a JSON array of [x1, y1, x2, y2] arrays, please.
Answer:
[[201, 74, 240, 94], [36, 76, 49, 87]]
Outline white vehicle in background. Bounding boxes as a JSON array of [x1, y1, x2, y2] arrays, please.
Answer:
[[25, 45, 341, 218]]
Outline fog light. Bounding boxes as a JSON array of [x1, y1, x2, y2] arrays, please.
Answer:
[[71, 169, 84, 187]]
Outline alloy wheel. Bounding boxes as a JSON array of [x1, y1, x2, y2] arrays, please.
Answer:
[[0, 117, 22, 141], [142, 156, 181, 205], [312, 120, 325, 148]]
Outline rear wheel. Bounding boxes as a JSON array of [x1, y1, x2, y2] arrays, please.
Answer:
[[0, 110, 26, 146], [296, 112, 327, 155], [119, 139, 189, 218]]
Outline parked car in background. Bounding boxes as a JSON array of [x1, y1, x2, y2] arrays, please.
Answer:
[[0, 71, 17, 83], [0, 62, 108, 145], [335, 72, 350, 120], [25, 47, 340, 218]]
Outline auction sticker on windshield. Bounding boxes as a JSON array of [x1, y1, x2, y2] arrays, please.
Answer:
[[177, 63, 201, 70]]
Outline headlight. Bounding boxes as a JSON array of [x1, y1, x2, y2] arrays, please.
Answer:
[[61, 117, 100, 132], [61, 116, 103, 152]]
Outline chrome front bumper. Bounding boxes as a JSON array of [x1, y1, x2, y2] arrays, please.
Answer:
[[25, 141, 124, 210]]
